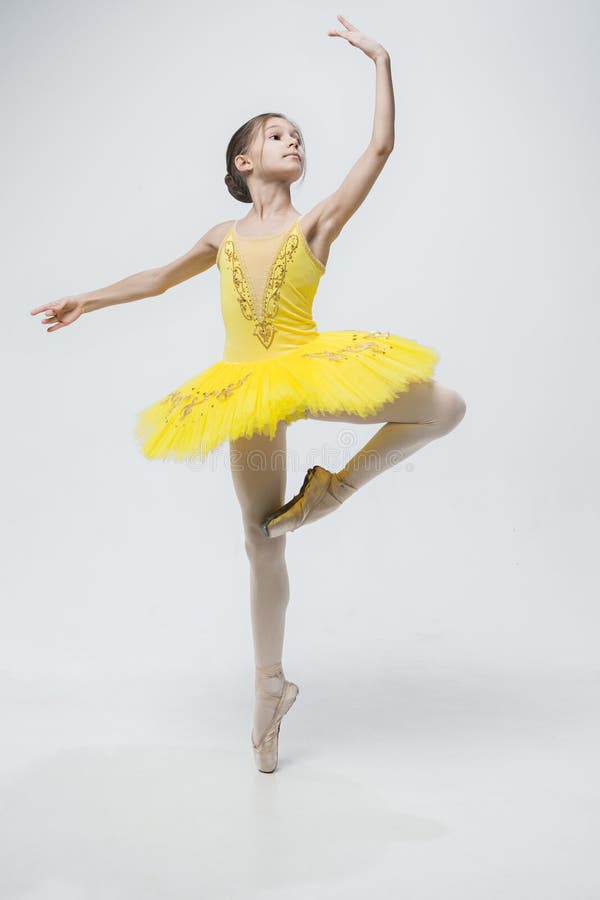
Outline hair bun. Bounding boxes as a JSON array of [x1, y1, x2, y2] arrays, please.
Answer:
[[224, 170, 251, 204]]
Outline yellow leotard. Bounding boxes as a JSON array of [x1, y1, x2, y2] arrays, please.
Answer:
[[133, 215, 439, 462]]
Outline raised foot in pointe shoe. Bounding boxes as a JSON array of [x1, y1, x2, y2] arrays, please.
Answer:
[[261, 465, 357, 538]]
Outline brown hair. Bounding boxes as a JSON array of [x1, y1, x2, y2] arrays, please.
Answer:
[[224, 112, 307, 204]]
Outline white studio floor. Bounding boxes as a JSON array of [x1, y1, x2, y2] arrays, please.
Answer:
[[0, 656, 598, 900]]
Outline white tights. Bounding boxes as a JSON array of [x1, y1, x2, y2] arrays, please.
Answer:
[[229, 379, 466, 740]]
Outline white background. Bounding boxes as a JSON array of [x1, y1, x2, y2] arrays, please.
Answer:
[[2, 1, 599, 898]]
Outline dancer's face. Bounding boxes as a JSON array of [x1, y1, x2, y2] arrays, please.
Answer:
[[238, 118, 304, 183]]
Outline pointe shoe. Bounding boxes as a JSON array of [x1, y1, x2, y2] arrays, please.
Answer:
[[261, 465, 357, 538], [251, 679, 300, 773]]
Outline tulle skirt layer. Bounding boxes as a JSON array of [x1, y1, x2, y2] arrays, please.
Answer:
[[133, 329, 439, 463]]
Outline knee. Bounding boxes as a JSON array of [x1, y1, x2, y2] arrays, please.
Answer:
[[444, 390, 467, 432], [243, 522, 286, 563], [434, 388, 467, 436]]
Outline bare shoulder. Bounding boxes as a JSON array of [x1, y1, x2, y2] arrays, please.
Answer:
[[299, 200, 343, 270], [153, 219, 236, 294], [206, 219, 236, 253]]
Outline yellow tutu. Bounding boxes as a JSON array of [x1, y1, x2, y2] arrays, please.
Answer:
[[133, 217, 439, 463]]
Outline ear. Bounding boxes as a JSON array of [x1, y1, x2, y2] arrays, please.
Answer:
[[234, 153, 252, 174]]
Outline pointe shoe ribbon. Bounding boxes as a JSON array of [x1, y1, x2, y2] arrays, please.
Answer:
[[261, 465, 357, 538], [251, 680, 299, 773]]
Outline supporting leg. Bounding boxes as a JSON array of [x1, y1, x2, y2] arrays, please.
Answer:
[[229, 422, 292, 744]]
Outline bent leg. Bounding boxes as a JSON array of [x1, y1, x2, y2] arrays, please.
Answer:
[[305, 379, 467, 489]]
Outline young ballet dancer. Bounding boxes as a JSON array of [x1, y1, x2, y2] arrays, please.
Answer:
[[30, 16, 466, 773]]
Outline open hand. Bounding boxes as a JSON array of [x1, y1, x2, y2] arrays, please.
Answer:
[[327, 14, 387, 62], [30, 296, 85, 332]]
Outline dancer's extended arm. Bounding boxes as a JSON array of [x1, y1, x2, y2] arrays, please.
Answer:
[[308, 15, 395, 242], [29, 220, 230, 331]]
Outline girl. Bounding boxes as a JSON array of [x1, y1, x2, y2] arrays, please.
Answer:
[[31, 16, 466, 774]]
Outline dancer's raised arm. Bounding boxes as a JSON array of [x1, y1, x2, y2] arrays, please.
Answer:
[[29, 220, 230, 332], [308, 16, 395, 242]]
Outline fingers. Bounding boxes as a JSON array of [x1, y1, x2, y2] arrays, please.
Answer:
[[328, 14, 359, 39], [31, 302, 66, 326], [337, 14, 356, 30], [30, 302, 65, 331]]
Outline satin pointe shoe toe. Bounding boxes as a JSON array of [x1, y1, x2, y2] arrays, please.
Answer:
[[261, 465, 357, 538], [260, 465, 321, 537], [252, 679, 299, 773]]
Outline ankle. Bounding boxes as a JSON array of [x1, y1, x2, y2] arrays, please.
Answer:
[[255, 661, 283, 677], [255, 661, 284, 696], [330, 470, 358, 502]]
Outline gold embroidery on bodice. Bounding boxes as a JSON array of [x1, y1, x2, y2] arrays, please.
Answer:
[[222, 229, 301, 350]]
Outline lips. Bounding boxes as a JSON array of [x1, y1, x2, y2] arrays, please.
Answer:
[[285, 153, 300, 159]]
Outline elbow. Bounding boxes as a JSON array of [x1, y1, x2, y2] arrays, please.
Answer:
[[150, 271, 167, 296], [372, 142, 394, 157]]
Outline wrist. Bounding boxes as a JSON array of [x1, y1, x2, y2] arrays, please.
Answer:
[[81, 295, 101, 314], [373, 48, 389, 64]]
